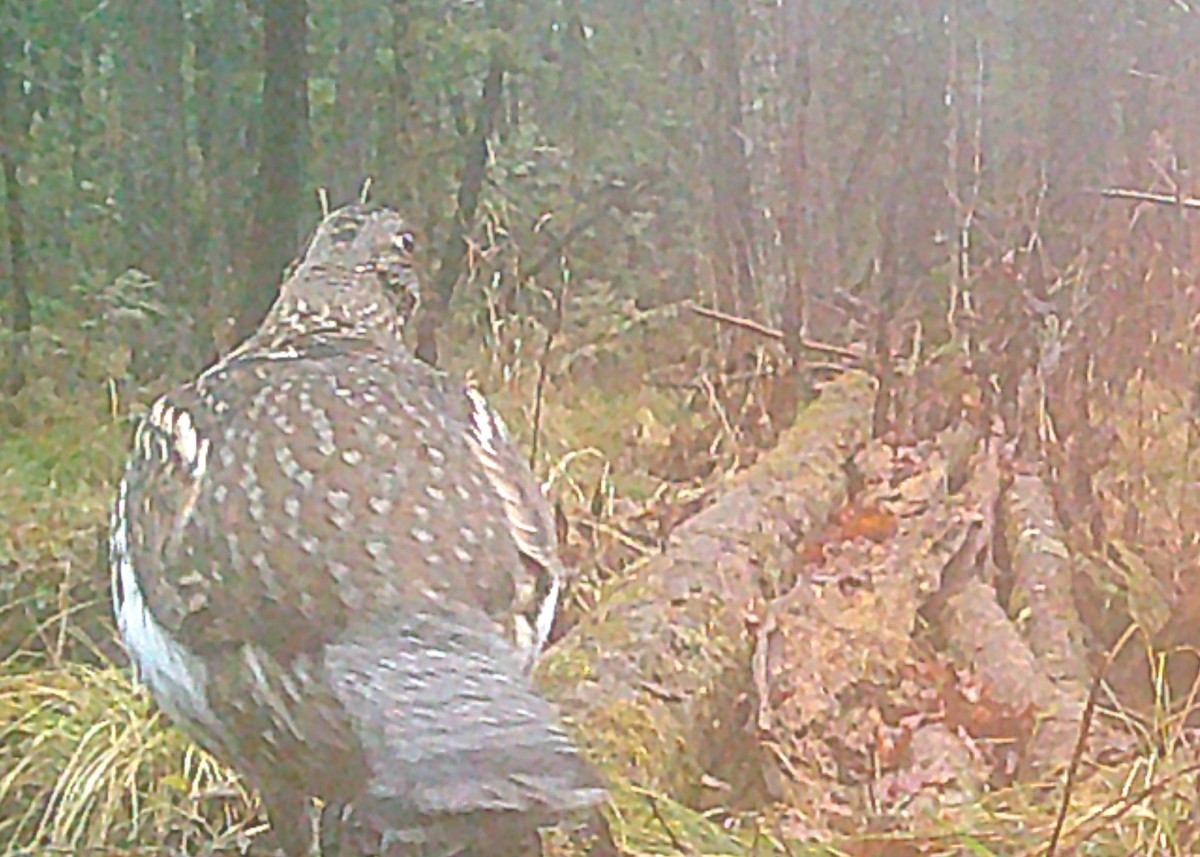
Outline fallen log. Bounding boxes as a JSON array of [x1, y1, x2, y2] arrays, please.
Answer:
[[537, 372, 875, 809]]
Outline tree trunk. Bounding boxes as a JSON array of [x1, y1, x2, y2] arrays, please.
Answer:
[[320, 0, 374, 205], [1036, 0, 1119, 269], [242, 0, 310, 339], [702, 0, 756, 325], [389, 0, 417, 198], [416, 41, 506, 366], [115, 0, 187, 289], [194, 3, 252, 357], [776, 1, 810, 370], [0, 17, 32, 395]]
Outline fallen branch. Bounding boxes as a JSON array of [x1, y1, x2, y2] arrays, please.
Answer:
[[684, 302, 863, 364], [1098, 187, 1200, 211]]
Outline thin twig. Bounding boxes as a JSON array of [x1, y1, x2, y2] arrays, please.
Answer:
[[645, 367, 784, 392], [944, 0, 961, 338], [772, 816, 797, 857], [687, 300, 782, 341], [1044, 622, 1137, 857], [1043, 668, 1103, 857], [685, 301, 862, 363], [573, 517, 656, 556], [530, 263, 569, 467], [1099, 187, 1200, 211], [641, 791, 688, 854], [698, 373, 738, 453]]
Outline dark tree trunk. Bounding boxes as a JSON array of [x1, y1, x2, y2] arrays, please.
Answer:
[[703, 0, 757, 323], [194, 6, 255, 355], [1035, 0, 1119, 270], [59, 7, 86, 259], [889, 0, 950, 286], [387, 0, 419, 206], [776, 1, 810, 369], [872, 0, 950, 438], [242, 0, 310, 340], [115, 0, 187, 289], [0, 148, 31, 342], [388, 0, 418, 192], [0, 18, 32, 395], [415, 44, 506, 366], [322, 0, 374, 205], [193, 6, 242, 358], [390, 0, 415, 137]]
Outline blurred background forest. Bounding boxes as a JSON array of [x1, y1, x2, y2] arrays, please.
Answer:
[[7, 0, 1200, 855]]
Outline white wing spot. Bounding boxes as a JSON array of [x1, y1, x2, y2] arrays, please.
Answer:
[[412, 527, 434, 545], [534, 576, 562, 655], [175, 410, 198, 464], [193, 439, 211, 478], [149, 397, 168, 428]]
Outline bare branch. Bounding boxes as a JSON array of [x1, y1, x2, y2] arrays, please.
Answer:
[[1099, 187, 1200, 211], [685, 301, 863, 364]]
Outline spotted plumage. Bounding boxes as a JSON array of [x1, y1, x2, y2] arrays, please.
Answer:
[[109, 204, 603, 856]]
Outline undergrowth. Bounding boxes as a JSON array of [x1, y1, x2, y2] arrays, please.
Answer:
[[3, 301, 1200, 856]]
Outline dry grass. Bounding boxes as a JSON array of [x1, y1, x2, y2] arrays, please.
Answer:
[[0, 662, 258, 855]]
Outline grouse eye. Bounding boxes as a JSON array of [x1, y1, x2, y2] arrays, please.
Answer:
[[394, 232, 415, 254]]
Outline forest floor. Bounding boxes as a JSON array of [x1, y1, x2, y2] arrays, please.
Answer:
[[3, 295, 1200, 857]]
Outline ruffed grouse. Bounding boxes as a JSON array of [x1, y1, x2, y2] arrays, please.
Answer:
[[109, 204, 604, 856]]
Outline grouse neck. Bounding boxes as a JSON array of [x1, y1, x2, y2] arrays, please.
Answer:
[[242, 261, 405, 356]]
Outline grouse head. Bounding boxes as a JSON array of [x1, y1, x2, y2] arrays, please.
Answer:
[[249, 203, 420, 353]]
